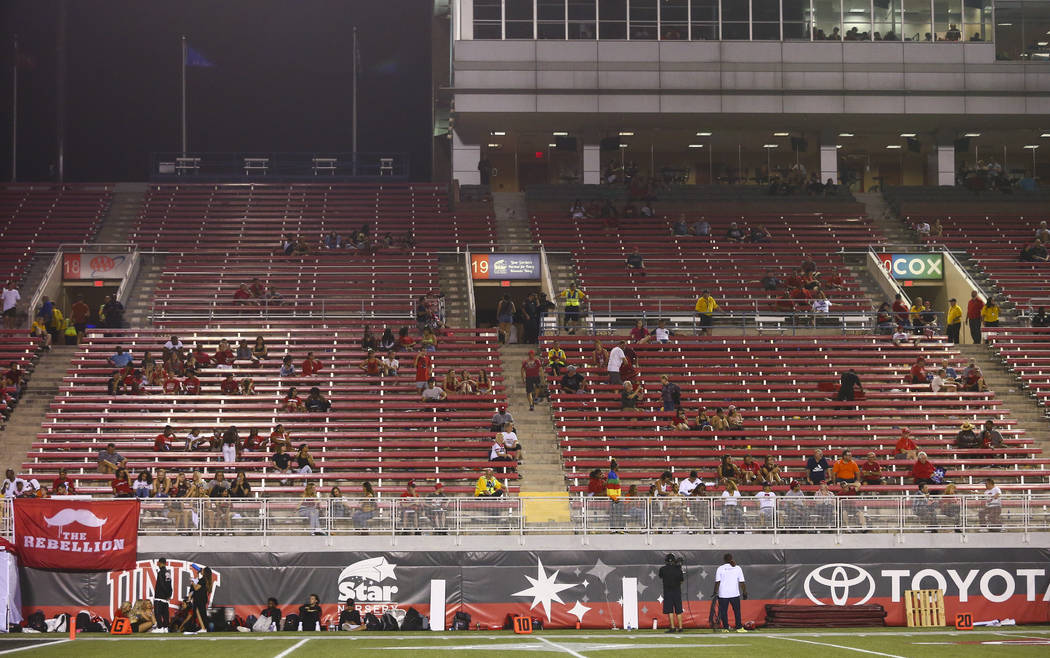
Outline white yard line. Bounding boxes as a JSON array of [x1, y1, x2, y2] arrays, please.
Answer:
[[0, 640, 69, 655], [273, 637, 310, 658], [534, 635, 588, 658], [772, 635, 906, 658]]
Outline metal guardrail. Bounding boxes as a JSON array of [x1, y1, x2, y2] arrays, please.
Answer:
[[5, 495, 1040, 539], [149, 296, 423, 323]]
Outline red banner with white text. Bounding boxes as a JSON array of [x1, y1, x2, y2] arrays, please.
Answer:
[[14, 499, 139, 571]]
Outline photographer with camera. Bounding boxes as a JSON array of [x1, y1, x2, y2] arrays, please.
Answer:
[[657, 553, 685, 633], [713, 553, 747, 633]]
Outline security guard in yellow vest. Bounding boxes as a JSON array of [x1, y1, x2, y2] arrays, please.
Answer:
[[560, 283, 587, 334], [694, 289, 719, 335]]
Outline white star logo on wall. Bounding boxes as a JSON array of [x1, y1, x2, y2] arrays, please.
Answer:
[[512, 558, 578, 622], [567, 600, 591, 623]]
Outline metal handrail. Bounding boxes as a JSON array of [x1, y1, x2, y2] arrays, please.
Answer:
[[7, 494, 1042, 540]]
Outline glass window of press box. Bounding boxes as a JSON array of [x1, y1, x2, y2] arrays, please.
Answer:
[[469, 0, 1016, 44]]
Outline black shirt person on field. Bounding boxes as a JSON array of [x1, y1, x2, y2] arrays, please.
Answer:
[[299, 593, 322, 631], [657, 553, 685, 633]]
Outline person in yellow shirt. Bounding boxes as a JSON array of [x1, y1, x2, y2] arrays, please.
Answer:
[[474, 468, 504, 497], [694, 290, 719, 335], [560, 283, 587, 335], [546, 342, 567, 375], [945, 297, 962, 344], [981, 298, 1000, 328], [908, 296, 925, 333]]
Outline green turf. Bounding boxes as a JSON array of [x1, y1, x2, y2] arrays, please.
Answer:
[[3, 628, 1049, 657]]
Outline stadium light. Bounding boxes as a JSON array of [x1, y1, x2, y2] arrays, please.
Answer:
[[763, 144, 779, 148], [548, 143, 557, 147], [773, 132, 790, 136], [696, 132, 712, 136], [618, 131, 634, 136], [963, 132, 981, 137], [487, 143, 501, 148], [838, 133, 854, 137], [836, 145, 843, 149], [1041, 133, 1050, 138], [886, 145, 902, 149], [552, 131, 568, 136], [899, 133, 917, 137], [491, 131, 506, 136], [688, 144, 704, 148], [1023, 145, 1039, 149]]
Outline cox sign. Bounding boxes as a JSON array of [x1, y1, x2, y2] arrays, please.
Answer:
[[878, 253, 944, 281]]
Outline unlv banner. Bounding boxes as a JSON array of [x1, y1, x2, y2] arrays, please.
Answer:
[[13, 499, 139, 571]]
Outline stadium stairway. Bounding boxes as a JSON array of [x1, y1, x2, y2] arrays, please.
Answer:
[[958, 343, 1050, 454], [0, 345, 77, 470], [492, 192, 530, 245], [438, 253, 471, 327], [93, 182, 148, 244], [498, 345, 567, 493], [854, 192, 915, 245], [122, 255, 165, 327]]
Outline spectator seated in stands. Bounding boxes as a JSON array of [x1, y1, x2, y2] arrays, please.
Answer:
[[570, 199, 586, 219], [718, 455, 741, 485], [220, 373, 239, 396], [421, 378, 446, 402], [895, 428, 919, 460], [192, 344, 212, 367], [748, 225, 771, 243], [891, 325, 921, 348], [954, 421, 980, 448], [279, 355, 297, 377], [359, 351, 382, 377], [305, 387, 331, 412], [876, 303, 894, 334], [625, 248, 646, 275], [251, 336, 268, 363], [739, 454, 761, 484], [861, 452, 883, 485], [240, 377, 256, 395], [963, 365, 987, 392], [672, 216, 689, 236], [475, 468, 504, 497], [272, 444, 293, 480], [294, 444, 316, 474], [761, 271, 782, 291], [669, 407, 690, 430], [586, 469, 606, 496], [284, 387, 304, 412], [650, 319, 671, 343], [978, 478, 1002, 527], [724, 222, 745, 242], [545, 342, 567, 375], [629, 320, 650, 344], [757, 456, 782, 484], [213, 340, 234, 368], [397, 326, 416, 351], [726, 406, 744, 430], [805, 449, 830, 485], [459, 370, 478, 395], [154, 425, 176, 452], [489, 434, 515, 470], [182, 370, 201, 395], [501, 422, 522, 461], [980, 420, 1004, 449], [269, 424, 292, 450], [98, 442, 127, 474], [112, 468, 134, 497], [264, 286, 283, 305], [1032, 307, 1049, 328], [490, 406, 513, 432], [619, 380, 643, 416], [560, 365, 585, 394], [690, 218, 711, 237], [755, 482, 777, 524], [442, 369, 460, 395], [911, 452, 937, 485], [909, 356, 928, 384], [421, 326, 439, 352], [1020, 239, 1048, 262], [108, 347, 133, 368], [378, 327, 396, 351], [831, 450, 859, 484], [380, 350, 399, 376], [233, 283, 254, 304]]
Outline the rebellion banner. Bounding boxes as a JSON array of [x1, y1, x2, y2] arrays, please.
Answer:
[[13, 499, 139, 571], [15, 547, 1050, 627]]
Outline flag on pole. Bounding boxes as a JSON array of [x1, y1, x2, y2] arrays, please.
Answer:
[[184, 45, 214, 68]]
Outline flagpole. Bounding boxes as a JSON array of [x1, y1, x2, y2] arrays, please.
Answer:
[[180, 35, 187, 157], [10, 35, 17, 182], [352, 26, 358, 176]]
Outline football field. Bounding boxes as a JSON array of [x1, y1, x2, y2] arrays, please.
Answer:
[[2, 628, 1049, 657]]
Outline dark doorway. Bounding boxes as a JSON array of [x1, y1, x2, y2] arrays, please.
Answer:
[[474, 284, 542, 342]]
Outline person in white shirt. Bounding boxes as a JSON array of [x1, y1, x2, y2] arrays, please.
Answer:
[[712, 553, 748, 632], [380, 351, 399, 376], [678, 471, 701, 496], [501, 422, 523, 460], [1, 469, 27, 498], [653, 320, 671, 343], [720, 481, 743, 529], [163, 336, 185, 352], [607, 340, 626, 384], [1, 283, 20, 329], [978, 477, 1002, 527], [916, 221, 931, 237], [421, 379, 446, 402], [754, 482, 776, 526]]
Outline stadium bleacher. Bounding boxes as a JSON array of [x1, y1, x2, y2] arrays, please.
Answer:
[[986, 326, 1050, 413], [542, 334, 1048, 495]]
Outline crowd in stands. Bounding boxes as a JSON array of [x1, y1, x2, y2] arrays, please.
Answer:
[[278, 223, 416, 258]]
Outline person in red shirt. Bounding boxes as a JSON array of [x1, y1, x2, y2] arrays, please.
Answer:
[[154, 425, 176, 451], [413, 348, 431, 391], [183, 371, 201, 395], [860, 452, 883, 485], [213, 340, 235, 368], [910, 451, 936, 485], [233, 283, 253, 304], [399, 481, 421, 531], [894, 428, 918, 460], [891, 293, 910, 327], [243, 428, 264, 451], [162, 374, 182, 394], [70, 294, 91, 343], [248, 278, 266, 298], [284, 388, 304, 412], [397, 327, 416, 351], [269, 424, 292, 450], [112, 469, 134, 497], [739, 454, 761, 484], [909, 356, 927, 384], [301, 352, 322, 377], [586, 469, 607, 496], [520, 350, 543, 411], [628, 320, 650, 344], [220, 374, 240, 395], [966, 291, 984, 344], [193, 345, 213, 366], [359, 351, 381, 376], [52, 468, 76, 494]]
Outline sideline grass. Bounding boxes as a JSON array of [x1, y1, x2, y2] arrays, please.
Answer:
[[3, 627, 1049, 657]]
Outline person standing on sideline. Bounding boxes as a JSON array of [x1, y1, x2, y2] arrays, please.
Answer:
[[945, 298, 962, 344], [966, 291, 984, 344], [713, 553, 747, 633], [153, 558, 173, 631], [658, 554, 685, 633]]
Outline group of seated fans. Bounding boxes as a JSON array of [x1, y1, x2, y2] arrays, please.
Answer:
[[278, 223, 416, 257]]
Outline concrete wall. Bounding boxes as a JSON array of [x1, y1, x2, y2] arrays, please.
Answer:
[[453, 40, 1050, 116]]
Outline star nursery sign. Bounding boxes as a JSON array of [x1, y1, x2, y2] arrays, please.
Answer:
[[512, 558, 578, 621]]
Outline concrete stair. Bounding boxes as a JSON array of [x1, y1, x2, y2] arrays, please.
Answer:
[[491, 192, 531, 246], [498, 344, 567, 492], [94, 182, 148, 245], [438, 253, 472, 328], [956, 344, 1050, 455], [0, 345, 78, 472], [122, 254, 166, 327]]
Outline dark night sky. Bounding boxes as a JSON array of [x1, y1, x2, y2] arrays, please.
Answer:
[[0, 0, 432, 181]]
